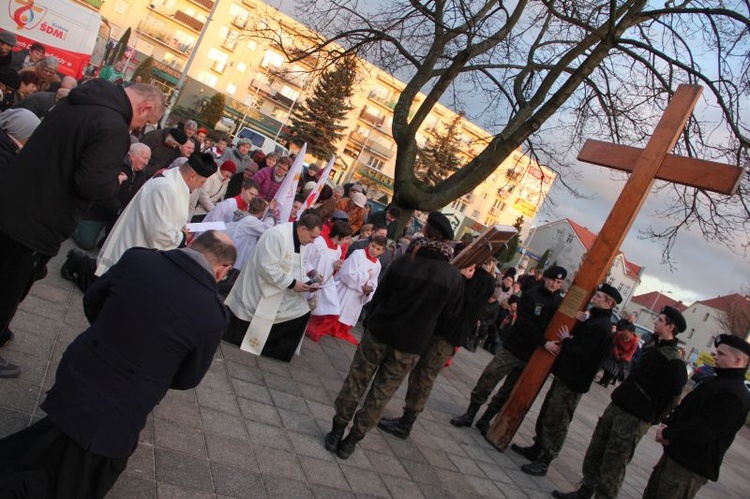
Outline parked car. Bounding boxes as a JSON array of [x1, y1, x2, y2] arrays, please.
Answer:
[[233, 128, 289, 156]]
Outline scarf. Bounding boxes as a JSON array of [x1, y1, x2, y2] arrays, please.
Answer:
[[406, 238, 454, 261], [364, 245, 379, 262], [233, 194, 249, 212]]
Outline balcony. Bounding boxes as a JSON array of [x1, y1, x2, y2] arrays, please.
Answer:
[[211, 61, 226, 74], [275, 69, 307, 89], [368, 91, 397, 110], [365, 140, 395, 159], [222, 38, 238, 51], [187, 0, 214, 11], [137, 23, 192, 58], [248, 79, 297, 108], [273, 92, 295, 107], [232, 15, 248, 30], [359, 109, 385, 127], [148, 6, 204, 33]]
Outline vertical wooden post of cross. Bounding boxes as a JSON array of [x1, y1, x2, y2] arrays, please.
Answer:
[[485, 84, 742, 450]]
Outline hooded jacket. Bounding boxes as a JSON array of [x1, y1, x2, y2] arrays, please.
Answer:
[[0, 79, 132, 255]]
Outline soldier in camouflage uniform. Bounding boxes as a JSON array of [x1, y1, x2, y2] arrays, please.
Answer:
[[553, 306, 688, 499], [450, 266, 567, 434], [377, 259, 495, 439], [512, 283, 620, 476], [325, 212, 463, 459]]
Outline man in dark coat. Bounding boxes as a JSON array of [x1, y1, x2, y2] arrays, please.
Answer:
[[0, 230, 235, 498], [325, 212, 464, 459], [450, 265, 567, 432], [553, 306, 688, 499], [513, 283, 620, 476], [0, 80, 165, 379], [139, 127, 189, 175], [378, 258, 495, 439], [642, 333, 750, 499]]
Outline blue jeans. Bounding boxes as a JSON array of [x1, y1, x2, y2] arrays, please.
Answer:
[[72, 220, 106, 250]]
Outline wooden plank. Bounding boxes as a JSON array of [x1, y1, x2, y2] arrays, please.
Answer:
[[485, 84, 705, 450], [450, 224, 518, 268], [578, 140, 743, 195]]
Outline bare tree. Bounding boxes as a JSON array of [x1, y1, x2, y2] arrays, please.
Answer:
[[717, 288, 750, 339], [249, 0, 749, 251]]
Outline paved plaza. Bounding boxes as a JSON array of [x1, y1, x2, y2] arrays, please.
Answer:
[[1, 241, 747, 498]]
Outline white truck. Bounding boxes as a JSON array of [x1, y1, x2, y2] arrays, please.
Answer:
[[1, 0, 109, 79]]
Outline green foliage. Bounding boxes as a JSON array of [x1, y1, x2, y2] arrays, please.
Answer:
[[132, 56, 154, 83], [107, 28, 131, 66], [289, 56, 357, 160], [536, 249, 552, 269], [200, 93, 226, 130], [496, 216, 524, 264], [414, 114, 464, 186]]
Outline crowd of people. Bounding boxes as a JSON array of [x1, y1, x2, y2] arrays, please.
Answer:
[[0, 31, 748, 499]]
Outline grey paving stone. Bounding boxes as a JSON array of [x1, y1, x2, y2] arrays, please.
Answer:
[[256, 355, 291, 377], [153, 395, 202, 429], [493, 482, 532, 498], [447, 454, 486, 477], [153, 416, 206, 457], [401, 459, 440, 485], [311, 484, 356, 499], [358, 431, 394, 455], [196, 385, 241, 416], [417, 482, 456, 499], [226, 359, 265, 384], [255, 445, 306, 482], [106, 474, 156, 498], [8, 308, 61, 337], [477, 460, 514, 483], [0, 408, 31, 439], [288, 430, 336, 461], [154, 447, 213, 492], [364, 450, 410, 478], [298, 382, 334, 405], [461, 441, 496, 464], [334, 441, 373, 470], [18, 294, 68, 322], [205, 432, 259, 472], [3, 328, 56, 359], [197, 369, 234, 395], [436, 470, 481, 499], [124, 442, 155, 480], [504, 468, 546, 492], [220, 342, 259, 367], [237, 398, 282, 427], [466, 474, 504, 498], [289, 366, 323, 388], [299, 455, 349, 488], [233, 379, 273, 405], [339, 465, 389, 497], [0, 378, 40, 414], [1, 349, 50, 386], [262, 474, 314, 498], [385, 437, 428, 464], [422, 448, 459, 472], [263, 371, 302, 396], [139, 414, 154, 445], [382, 474, 427, 499], [201, 407, 248, 441], [279, 407, 322, 435], [270, 387, 310, 414], [244, 419, 292, 451], [211, 461, 266, 498], [306, 399, 335, 421], [156, 481, 216, 499]]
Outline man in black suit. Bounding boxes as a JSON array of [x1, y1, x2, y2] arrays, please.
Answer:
[[0, 230, 235, 498]]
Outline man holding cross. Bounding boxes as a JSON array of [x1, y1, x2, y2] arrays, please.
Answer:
[[553, 306, 688, 499]]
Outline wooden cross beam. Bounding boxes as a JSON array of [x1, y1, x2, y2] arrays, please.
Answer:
[[485, 84, 744, 450]]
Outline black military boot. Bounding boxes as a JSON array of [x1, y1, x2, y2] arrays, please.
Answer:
[[520, 453, 551, 476], [324, 417, 348, 452], [552, 486, 594, 499], [336, 430, 364, 459], [450, 402, 480, 427], [510, 442, 542, 461], [378, 411, 417, 439], [474, 407, 498, 436]]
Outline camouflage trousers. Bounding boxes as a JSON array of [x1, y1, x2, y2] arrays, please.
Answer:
[[581, 403, 651, 499], [403, 335, 456, 415], [535, 377, 582, 460], [333, 331, 419, 435], [470, 348, 525, 411], [642, 454, 707, 499]]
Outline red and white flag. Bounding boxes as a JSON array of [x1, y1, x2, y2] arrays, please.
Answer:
[[273, 143, 306, 223], [294, 154, 335, 220]]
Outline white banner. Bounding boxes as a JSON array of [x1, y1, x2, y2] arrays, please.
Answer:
[[273, 143, 307, 223], [295, 154, 335, 220]]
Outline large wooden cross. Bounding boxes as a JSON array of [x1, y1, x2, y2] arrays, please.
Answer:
[[485, 84, 744, 450]]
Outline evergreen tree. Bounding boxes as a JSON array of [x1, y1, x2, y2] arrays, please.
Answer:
[[200, 92, 226, 129], [495, 216, 524, 264], [107, 28, 131, 66], [289, 56, 357, 160], [414, 113, 465, 186], [132, 56, 154, 83], [535, 248, 551, 269]]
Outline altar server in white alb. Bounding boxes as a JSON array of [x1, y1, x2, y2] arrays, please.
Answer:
[[225, 197, 276, 271], [96, 153, 216, 276], [305, 220, 352, 342], [333, 235, 387, 345], [223, 212, 323, 362]]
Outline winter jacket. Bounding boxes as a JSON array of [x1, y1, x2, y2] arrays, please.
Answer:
[[435, 267, 495, 347], [0, 79, 132, 255], [502, 284, 563, 362], [253, 166, 283, 202]]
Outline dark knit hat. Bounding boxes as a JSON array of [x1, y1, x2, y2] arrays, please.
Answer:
[[169, 128, 188, 145], [714, 334, 750, 357], [427, 211, 454, 241], [543, 265, 567, 280], [219, 160, 237, 174], [597, 282, 623, 304], [661, 306, 687, 333], [331, 210, 349, 221], [188, 153, 217, 178], [0, 68, 20, 90]]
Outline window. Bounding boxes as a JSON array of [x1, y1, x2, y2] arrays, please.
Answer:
[[261, 50, 284, 69], [114, 0, 129, 15], [703, 313, 710, 322], [366, 157, 384, 171], [197, 71, 218, 87], [706, 335, 715, 348], [688, 328, 695, 339], [226, 83, 236, 95], [279, 85, 300, 101], [565, 234, 575, 244], [236, 62, 247, 72]]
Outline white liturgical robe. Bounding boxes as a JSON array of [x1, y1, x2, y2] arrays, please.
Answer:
[[336, 248, 381, 326]]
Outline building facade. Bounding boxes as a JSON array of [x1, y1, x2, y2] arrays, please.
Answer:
[[679, 294, 750, 362]]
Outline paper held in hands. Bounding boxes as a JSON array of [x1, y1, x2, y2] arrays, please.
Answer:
[[186, 222, 227, 233], [450, 224, 518, 269]]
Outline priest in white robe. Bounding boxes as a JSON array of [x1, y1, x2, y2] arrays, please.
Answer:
[[96, 153, 216, 276], [223, 212, 323, 362], [304, 221, 352, 342]]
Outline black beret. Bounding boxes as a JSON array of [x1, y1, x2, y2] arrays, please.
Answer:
[[543, 265, 567, 280], [661, 306, 687, 333], [427, 211, 454, 241], [169, 127, 188, 145], [188, 152, 217, 178], [714, 334, 750, 357], [597, 282, 623, 304], [0, 68, 20, 90]]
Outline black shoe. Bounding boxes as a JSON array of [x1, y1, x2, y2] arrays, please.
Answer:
[[0, 329, 14, 349], [0, 355, 20, 378], [324, 418, 348, 452], [521, 458, 549, 476], [450, 402, 480, 427], [60, 248, 86, 281], [475, 407, 498, 436], [378, 413, 416, 439], [510, 442, 542, 461], [552, 486, 594, 499], [336, 431, 364, 459]]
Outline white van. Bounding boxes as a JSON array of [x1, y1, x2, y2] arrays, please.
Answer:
[[234, 128, 289, 157]]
